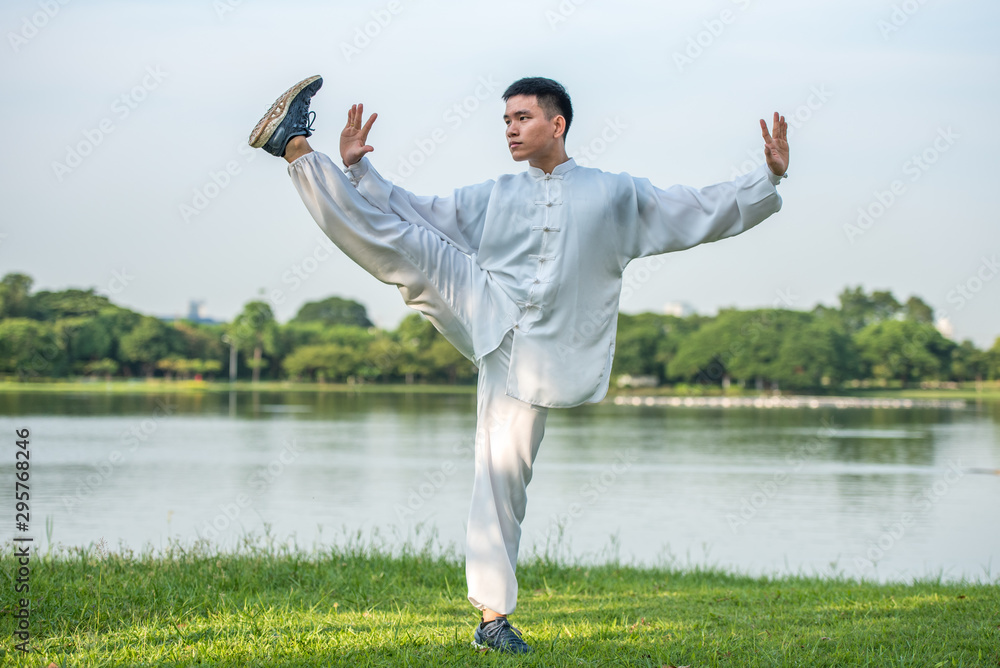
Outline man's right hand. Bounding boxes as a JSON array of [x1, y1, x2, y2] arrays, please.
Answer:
[[341, 103, 378, 167]]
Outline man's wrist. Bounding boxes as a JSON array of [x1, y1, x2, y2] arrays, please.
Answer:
[[344, 156, 369, 185], [766, 166, 788, 185]]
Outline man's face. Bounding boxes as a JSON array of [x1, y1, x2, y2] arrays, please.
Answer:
[[503, 94, 564, 163]]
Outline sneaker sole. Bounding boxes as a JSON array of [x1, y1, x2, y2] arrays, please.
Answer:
[[471, 638, 531, 654], [248, 75, 322, 149], [472, 639, 502, 653]]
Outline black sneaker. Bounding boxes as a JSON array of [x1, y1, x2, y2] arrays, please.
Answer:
[[248, 75, 323, 157], [472, 617, 532, 655]]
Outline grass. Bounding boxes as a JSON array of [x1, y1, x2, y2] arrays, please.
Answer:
[[1, 532, 997, 667]]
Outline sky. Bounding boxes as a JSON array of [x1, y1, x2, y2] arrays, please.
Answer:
[[1, 0, 998, 347]]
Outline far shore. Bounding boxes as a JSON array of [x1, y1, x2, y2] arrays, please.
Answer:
[[2, 378, 999, 401]]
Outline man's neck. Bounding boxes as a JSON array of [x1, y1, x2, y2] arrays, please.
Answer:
[[528, 148, 571, 175]]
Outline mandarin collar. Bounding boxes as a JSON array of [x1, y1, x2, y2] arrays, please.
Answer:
[[527, 157, 577, 179]]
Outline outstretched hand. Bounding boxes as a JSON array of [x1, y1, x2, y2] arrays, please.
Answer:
[[341, 103, 377, 167], [760, 112, 789, 177]]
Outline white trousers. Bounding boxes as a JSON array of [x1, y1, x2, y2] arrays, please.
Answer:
[[288, 152, 547, 614]]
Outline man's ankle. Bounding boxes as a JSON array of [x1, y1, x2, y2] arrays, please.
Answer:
[[283, 136, 313, 163]]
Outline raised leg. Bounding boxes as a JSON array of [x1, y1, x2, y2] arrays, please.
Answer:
[[287, 150, 513, 360]]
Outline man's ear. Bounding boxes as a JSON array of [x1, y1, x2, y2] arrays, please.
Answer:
[[552, 115, 567, 139]]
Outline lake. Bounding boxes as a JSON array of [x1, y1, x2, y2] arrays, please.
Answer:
[[2, 390, 998, 583]]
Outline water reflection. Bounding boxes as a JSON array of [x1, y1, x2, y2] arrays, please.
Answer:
[[1, 390, 997, 583]]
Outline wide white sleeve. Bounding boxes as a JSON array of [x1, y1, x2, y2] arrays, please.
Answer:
[[344, 157, 494, 255], [618, 163, 783, 261]]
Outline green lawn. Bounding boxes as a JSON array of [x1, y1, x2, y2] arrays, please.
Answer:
[[2, 535, 997, 667]]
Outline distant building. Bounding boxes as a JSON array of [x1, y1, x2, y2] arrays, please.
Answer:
[[159, 300, 224, 325], [616, 374, 660, 389], [935, 316, 954, 340], [662, 301, 696, 318], [188, 300, 206, 321]]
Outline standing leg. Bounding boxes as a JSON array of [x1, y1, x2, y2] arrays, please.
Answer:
[[466, 330, 548, 616]]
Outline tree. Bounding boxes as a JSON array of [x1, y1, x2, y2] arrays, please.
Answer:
[[854, 320, 952, 385], [870, 290, 902, 322], [903, 295, 934, 324], [837, 286, 902, 334], [0, 273, 33, 319], [376, 313, 477, 383], [363, 336, 403, 381], [667, 310, 798, 389], [723, 310, 806, 388], [667, 313, 734, 385], [94, 306, 143, 364], [653, 314, 708, 383], [156, 356, 184, 380], [393, 314, 437, 383], [0, 318, 66, 379], [772, 316, 855, 389], [199, 359, 224, 380], [172, 320, 226, 362], [987, 337, 1000, 381], [290, 296, 373, 328], [29, 288, 114, 320], [282, 344, 357, 382], [82, 358, 119, 380], [949, 340, 988, 382], [612, 314, 669, 380], [119, 317, 173, 378], [229, 301, 279, 383], [56, 317, 113, 370], [425, 336, 476, 384], [393, 313, 440, 383]]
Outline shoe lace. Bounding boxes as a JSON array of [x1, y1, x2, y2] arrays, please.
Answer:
[[486, 619, 527, 649], [303, 110, 316, 133]]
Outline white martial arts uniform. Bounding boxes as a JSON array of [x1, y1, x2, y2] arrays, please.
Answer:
[[287, 151, 783, 614]]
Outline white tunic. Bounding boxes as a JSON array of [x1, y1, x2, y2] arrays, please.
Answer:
[[347, 157, 783, 408]]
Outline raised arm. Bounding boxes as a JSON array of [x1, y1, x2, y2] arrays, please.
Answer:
[[619, 113, 788, 260], [340, 103, 493, 255]]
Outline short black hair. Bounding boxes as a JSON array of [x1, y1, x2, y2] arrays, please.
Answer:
[[502, 77, 573, 140]]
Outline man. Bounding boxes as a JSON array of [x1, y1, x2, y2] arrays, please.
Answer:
[[248, 75, 789, 654]]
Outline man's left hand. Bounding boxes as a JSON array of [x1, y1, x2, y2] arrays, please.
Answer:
[[760, 112, 789, 177]]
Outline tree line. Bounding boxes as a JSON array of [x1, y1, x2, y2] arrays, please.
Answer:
[[1, 273, 998, 389]]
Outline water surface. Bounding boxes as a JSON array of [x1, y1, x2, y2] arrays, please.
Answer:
[[2, 390, 998, 583]]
